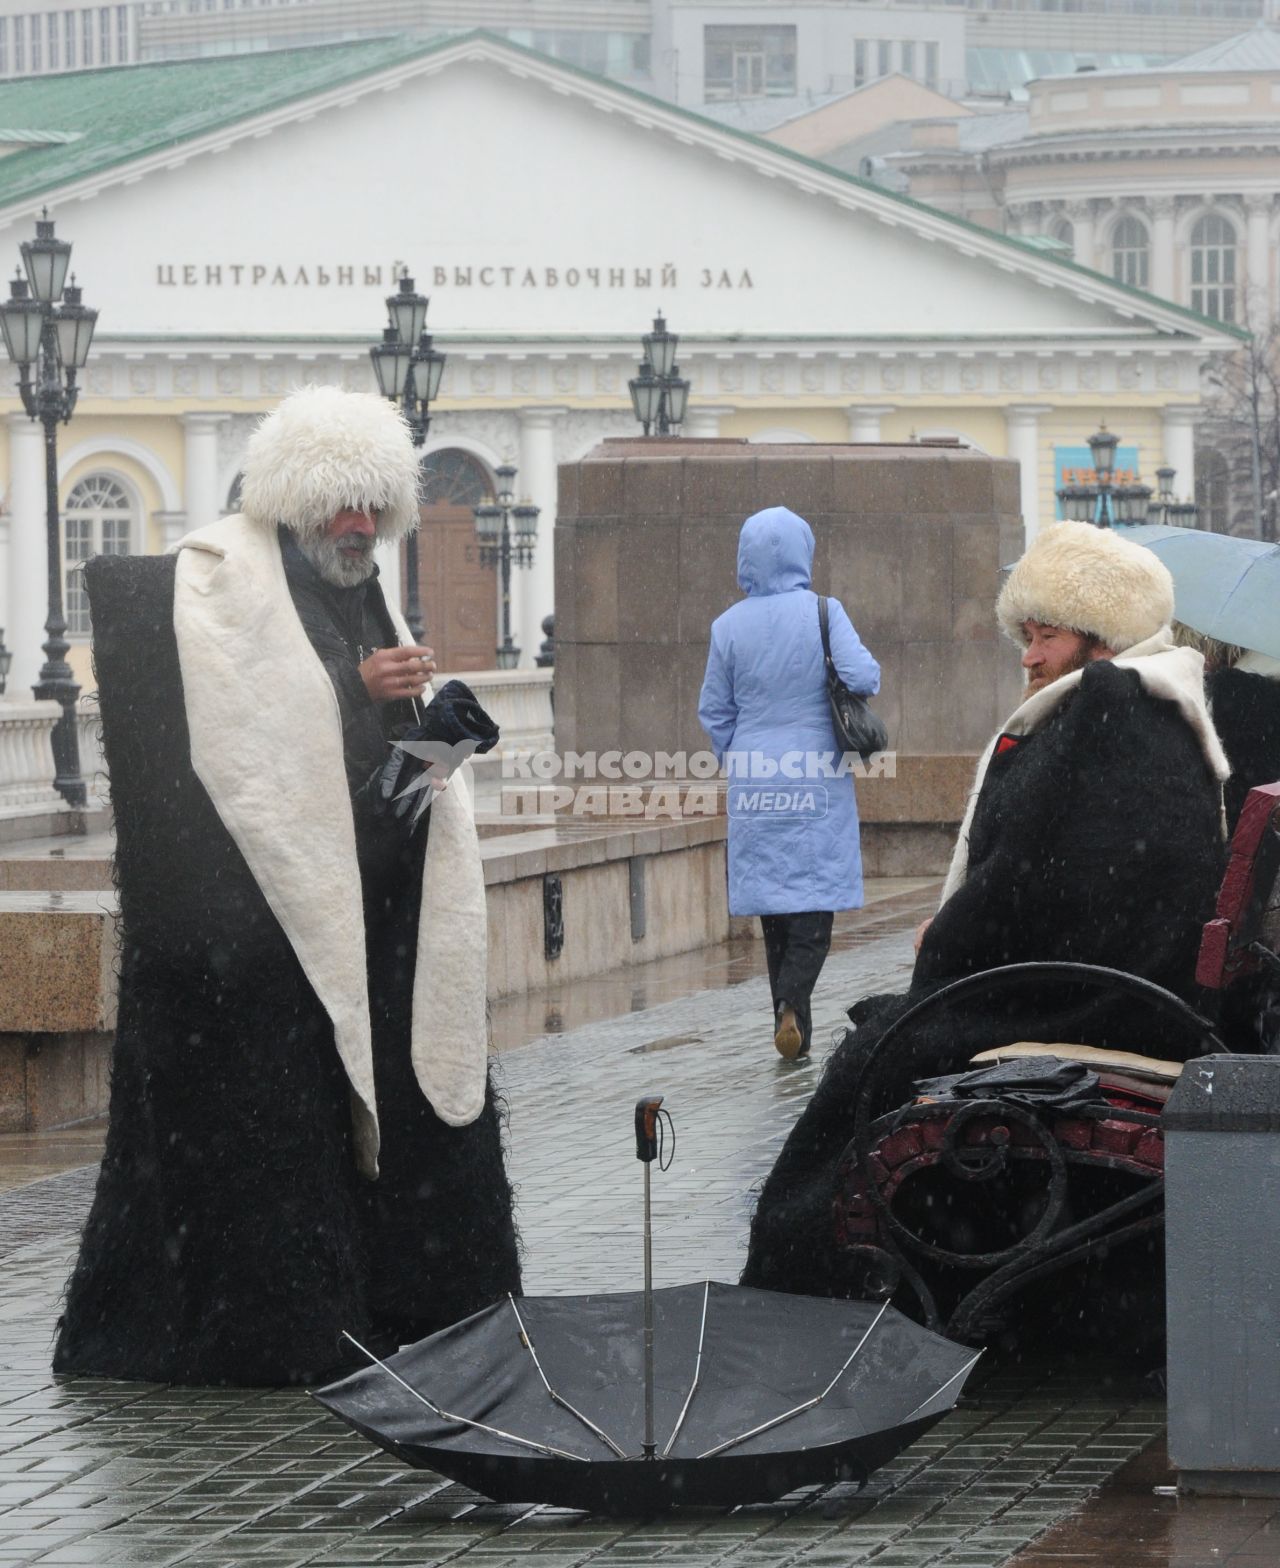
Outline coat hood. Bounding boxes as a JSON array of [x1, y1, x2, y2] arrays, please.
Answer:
[[737, 507, 814, 596], [997, 520, 1174, 654], [238, 385, 421, 544]]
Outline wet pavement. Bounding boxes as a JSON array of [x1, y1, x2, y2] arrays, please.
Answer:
[[0, 888, 1260, 1567]]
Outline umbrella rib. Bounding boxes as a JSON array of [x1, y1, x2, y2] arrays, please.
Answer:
[[337, 1331, 589, 1464], [901, 1350, 984, 1424], [505, 1297, 629, 1460], [661, 1280, 710, 1459], [695, 1299, 891, 1461]]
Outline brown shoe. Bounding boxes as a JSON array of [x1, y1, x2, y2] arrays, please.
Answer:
[[774, 1004, 803, 1060]]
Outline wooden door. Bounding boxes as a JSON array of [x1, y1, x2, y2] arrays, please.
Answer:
[[407, 450, 498, 672]]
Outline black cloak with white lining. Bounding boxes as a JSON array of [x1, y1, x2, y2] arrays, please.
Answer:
[[53, 389, 520, 1385]]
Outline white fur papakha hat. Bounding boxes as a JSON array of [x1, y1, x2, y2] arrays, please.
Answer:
[[237, 385, 421, 542], [996, 520, 1175, 654]]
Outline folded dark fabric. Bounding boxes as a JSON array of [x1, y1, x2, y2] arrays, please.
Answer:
[[375, 680, 500, 823], [912, 1055, 1104, 1112]]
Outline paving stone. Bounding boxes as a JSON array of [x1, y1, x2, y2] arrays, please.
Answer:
[[0, 910, 1170, 1568]]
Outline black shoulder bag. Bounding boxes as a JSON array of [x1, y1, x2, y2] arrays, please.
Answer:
[[818, 597, 887, 764]]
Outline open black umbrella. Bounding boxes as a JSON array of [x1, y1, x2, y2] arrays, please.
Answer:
[[313, 1097, 980, 1512]]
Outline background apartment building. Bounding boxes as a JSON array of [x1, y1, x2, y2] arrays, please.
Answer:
[[0, 0, 1277, 97]]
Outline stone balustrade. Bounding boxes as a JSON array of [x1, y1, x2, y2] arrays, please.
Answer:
[[0, 701, 63, 815]]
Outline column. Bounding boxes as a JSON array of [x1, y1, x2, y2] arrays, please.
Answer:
[[683, 403, 734, 439], [1067, 201, 1096, 272], [846, 404, 897, 443], [1244, 194, 1273, 334], [153, 511, 188, 551], [1003, 404, 1053, 545], [1161, 405, 1199, 502], [6, 414, 48, 695], [375, 537, 404, 633], [517, 406, 565, 669], [182, 413, 228, 536], [1150, 197, 1176, 302]]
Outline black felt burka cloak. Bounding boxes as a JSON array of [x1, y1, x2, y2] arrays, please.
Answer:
[[52, 552, 521, 1386], [741, 661, 1225, 1299], [1210, 666, 1280, 834]]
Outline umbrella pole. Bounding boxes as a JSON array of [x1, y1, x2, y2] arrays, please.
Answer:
[[635, 1093, 665, 1461]]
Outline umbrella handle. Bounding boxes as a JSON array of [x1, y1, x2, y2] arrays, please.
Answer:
[[635, 1093, 665, 1460], [635, 1093, 664, 1162]]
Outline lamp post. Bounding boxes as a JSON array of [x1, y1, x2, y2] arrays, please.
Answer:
[[368, 273, 446, 643], [628, 313, 690, 436], [0, 210, 97, 805], [0, 629, 11, 695], [1054, 422, 1195, 529], [473, 462, 538, 670]]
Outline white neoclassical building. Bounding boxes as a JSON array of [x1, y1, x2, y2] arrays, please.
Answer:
[[0, 28, 1240, 691], [886, 26, 1280, 337]]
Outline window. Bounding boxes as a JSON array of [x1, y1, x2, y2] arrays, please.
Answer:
[[876, 39, 891, 78], [100, 6, 111, 63], [14, 15, 24, 72], [30, 15, 41, 70], [0, 19, 8, 75], [924, 40, 939, 88], [1190, 213, 1237, 322], [900, 40, 916, 78], [1110, 215, 1150, 289], [116, 4, 127, 58], [853, 38, 867, 87], [48, 13, 59, 70], [83, 10, 94, 65], [420, 449, 492, 508], [703, 25, 796, 100], [63, 474, 134, 636], [1050, 216, 1074, 252], [65, 10, 76, 67], [1195, 449, 1231, 534]]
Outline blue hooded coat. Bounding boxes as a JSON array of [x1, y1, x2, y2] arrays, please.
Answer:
[[698, 508, 881, 917]]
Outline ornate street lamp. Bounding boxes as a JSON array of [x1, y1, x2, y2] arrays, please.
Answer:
[[629, 313, 690, 436], [0, 210, 97, 805], [1144, 465, 1196, 527], [473, 462, 538, 670], [368, 272, 446, 642], [1055, 423, 1196, 531]]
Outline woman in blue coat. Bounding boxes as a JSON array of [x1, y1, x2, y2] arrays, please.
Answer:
[[698, 507, 881, 1059]]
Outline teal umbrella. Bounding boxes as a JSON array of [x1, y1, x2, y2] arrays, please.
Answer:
[[1114, 524, 1280, 662]]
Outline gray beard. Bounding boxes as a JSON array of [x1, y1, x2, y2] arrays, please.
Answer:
[[296, 533, 376, 588]]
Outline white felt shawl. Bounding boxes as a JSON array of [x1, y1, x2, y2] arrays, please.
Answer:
[[172, 514, 489, 1179], [940, 631, 1231, 906]]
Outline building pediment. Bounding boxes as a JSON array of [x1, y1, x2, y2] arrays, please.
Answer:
[[0, 31, 1239, 350]]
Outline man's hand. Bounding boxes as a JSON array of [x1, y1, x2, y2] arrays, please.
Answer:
[[913, 916, 933, 955], [359, 645, 436, 703]]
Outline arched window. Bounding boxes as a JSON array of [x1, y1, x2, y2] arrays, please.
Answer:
[[1190, 213, 1238, 323], [63, 473, 134, 637], [1110, 215, 1150, 289], [1195, 448, 1231, 535], [420, 448, 493, 507], [1049, 216, 1074, 253]]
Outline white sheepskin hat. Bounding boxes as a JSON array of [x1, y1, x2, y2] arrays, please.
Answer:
[[996, 520, 1175, 654], [237, 385, 421, 542]]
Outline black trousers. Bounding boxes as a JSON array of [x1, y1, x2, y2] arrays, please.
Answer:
[[760, 911, 835, 1053]]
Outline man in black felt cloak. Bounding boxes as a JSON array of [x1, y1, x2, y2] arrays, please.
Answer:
[[742, 519, 1230, 1301], [53, 386, 521, 1386]]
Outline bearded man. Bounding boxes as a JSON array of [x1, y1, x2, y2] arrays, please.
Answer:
[[53, 387, 520, 1386], [742, 520, 1229, 1300]]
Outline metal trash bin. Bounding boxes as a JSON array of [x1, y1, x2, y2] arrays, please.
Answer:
[[1165, 1054, 1280, 1496]]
